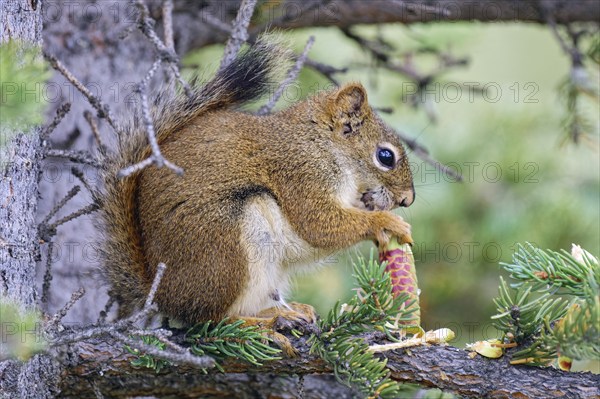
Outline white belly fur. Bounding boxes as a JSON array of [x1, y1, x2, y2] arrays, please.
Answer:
[[227, 195, 330, 317]]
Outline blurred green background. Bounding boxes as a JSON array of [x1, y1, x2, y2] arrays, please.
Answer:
[[186, 24, 599, 370]]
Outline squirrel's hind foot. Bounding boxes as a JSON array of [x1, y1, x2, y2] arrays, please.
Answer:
[[235, 302, 319, 357]]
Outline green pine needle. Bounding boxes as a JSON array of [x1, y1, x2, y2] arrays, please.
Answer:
[[124, 335, 171, 373], [186, 318, 281, 371], [308, 251, 418, 398], [493, 242, 599, 365]]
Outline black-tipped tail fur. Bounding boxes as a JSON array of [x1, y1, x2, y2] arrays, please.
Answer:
[[154, 37, 288, 139]]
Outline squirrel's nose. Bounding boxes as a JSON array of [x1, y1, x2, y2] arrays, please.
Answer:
[[399, 188, 415, 207]]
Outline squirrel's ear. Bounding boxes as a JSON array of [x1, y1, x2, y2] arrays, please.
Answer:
[[333, 83, 367, 116], [328, 83, 368, 135]]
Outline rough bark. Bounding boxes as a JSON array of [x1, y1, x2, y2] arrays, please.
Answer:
[[1, 0, 43, 311], [1, 0, 43, 43], [57, 334, 600, 398], [0, 134, 41, 309]]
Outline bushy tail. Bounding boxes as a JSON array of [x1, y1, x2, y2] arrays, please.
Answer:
[[96, 38, 288, 316]]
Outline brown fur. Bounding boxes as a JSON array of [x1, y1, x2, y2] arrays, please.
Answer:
[[98, 43, 414, 325]]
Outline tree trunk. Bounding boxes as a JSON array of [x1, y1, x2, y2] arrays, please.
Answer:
[[0, 1, 64, 398], [1, 0, 43, 311]]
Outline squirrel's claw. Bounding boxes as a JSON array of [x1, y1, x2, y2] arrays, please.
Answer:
[[259, 302, 319, 335], [235, 302, 319, 357], [373, 212, 413, 250]]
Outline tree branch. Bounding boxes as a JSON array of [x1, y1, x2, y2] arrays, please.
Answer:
[[56, 332, 599, 398], [177, 0, 599, 51], [256, 0, 600, 28]]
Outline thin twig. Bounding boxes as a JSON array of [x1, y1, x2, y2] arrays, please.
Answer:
[[51, 315, 211, 372], [47, 203, 100, 231], [219, 0, 258, 71], [51, 298, 155, 346], [50, 311, 159, 346], [144, 262, 167, 311], [46, 149, 101, 168], [343, 26, 468, 93], [135, 0, 174, 61], [70, 167, 94, 194], [545, 16, 583, 67], [41, 240, 55, 305], [162, 0, 175, 53], [341, 27, 422, 81], [117, 157, 154, 178], [154, 333, 188, 353], [111, 331, 215, 369], [49, 264, 211, 371], [41, 185, 81, 226], [135, 0, 191, 96], [84, 110, 107, 157], [258, 36, 315, 115], [43, 53, 117, 130], [128, 327, 172, 340], [43, 102, 71, 140], [39, 176, 98, 242], [342, 26, 470, 125], [368, 328, 454, 353], [544, 8, 596, 144], [138, 60, 166, 167], [118, 60, 184, 177], [127, 327, 189, 353], [162, 0, 175, 86], [48, 288, 86, 327], [52, 273, 160, 347]]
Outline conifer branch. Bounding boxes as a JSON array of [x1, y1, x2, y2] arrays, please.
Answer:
[[308, 252, 419, 398], [492, 243, 599, 367]]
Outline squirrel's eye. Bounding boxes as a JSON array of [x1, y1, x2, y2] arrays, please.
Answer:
[[376, 148, 395, 168]]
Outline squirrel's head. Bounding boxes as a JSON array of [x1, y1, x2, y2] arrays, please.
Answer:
[[315, 83, 415, 211]]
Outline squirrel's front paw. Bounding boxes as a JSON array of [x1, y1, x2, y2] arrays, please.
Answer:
[[372, 212, 413, 248]]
